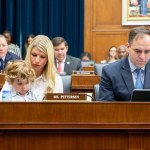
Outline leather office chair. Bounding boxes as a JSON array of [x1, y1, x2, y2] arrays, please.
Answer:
[[94, 63, 108, 76], [94, 84, 99, 101], [61, 75, 72, 93]]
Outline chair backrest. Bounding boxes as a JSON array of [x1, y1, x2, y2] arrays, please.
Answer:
[[61, 75, 72, 93], [94, 63, 109, 76], [94, 84, 99, 101], [81, 60, 95, 67]]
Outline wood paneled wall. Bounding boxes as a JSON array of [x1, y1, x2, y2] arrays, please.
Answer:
[[84, 0, 149, 62]]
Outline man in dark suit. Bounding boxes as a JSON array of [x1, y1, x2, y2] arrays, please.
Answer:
[[99, 26, 150, 101], [0, 35, 20, 71], [52, 37, 82, 75]]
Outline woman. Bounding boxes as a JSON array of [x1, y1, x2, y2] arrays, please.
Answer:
[[25, 35, 63, 100], [25, 34, 35, 51], [23, 34, 35, 59], [106, 46, 118, 63]]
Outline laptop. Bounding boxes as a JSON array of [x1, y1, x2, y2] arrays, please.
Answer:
[[131, 89, 150, 102]]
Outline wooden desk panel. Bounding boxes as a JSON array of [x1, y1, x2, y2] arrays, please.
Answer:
[[83, 66, 94, 71], [0, 102, 150, 149], [72, 75, 100, 99], [0, 73, 5, 90], [72, 75, 100, 89]]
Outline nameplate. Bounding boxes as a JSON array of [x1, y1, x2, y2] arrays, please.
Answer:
[[45, 93, 87, 100], [72, 71, 94, 75]]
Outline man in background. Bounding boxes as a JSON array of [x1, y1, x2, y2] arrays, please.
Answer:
[[52, 37, 82, 75], [117, 45, 128, 59], [0, 35, 20, 71], [3, 30, 22, 59]]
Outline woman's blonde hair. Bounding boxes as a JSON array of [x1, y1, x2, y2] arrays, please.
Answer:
[[25, 35, 57, 93], [4, 60, 35, 84]]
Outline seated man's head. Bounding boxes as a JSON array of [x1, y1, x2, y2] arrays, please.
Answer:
[[52, 37, 68, 62], [0, 35, 8, 58], [4, 60, 35, 95], [2, 30, 12, 44], [128, 26, 150, 68], [117, 45, 128, 59]]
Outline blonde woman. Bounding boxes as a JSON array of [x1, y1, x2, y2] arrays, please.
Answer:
[[25, 35, 63, 100]]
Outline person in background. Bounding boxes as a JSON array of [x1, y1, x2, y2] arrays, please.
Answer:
[[0, 60, 37, 101], [80, 52, 95, 67], [117, 45, 128, 59], [80, 52, 91, 61], [99, 26, 150, 101], [0, 35, 20, 72], [52, 37, 82, 75], [106, 46, 118, 63], [23, 34, 35, 59], [2, 30, 22, 59], [130, 0, 139, 6], [25, 35, 63, 100], [25, 34, 35, 51]]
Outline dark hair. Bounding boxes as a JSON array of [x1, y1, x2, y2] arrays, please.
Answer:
[[2, 30, 12, 37], [25, 34, 35, 49], [117, 45, 127, 52], [80, 52, 91, 60], [52, 37, 68, 47], [26, 34, 35, 41], [128, 26, 150, 45], [2, 30, 13, 42]]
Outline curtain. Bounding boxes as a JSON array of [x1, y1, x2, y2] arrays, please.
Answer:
[[0, 0, 84, 58]]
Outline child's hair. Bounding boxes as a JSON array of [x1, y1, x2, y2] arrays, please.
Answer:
[[4, 60, 35, 84]]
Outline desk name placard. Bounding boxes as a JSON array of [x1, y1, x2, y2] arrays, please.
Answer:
[[72, 71, 94, 75], [45, 93, 87, 100]]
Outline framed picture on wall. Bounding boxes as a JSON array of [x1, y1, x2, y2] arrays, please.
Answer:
[[122, 0, 150, 25]]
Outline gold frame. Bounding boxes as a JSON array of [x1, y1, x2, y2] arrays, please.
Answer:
[[122, 0, 150, 25]]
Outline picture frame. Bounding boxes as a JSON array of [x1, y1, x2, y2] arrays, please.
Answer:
[[122, 0, 150, 25]]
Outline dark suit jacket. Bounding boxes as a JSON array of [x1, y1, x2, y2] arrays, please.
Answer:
[[99, 57, 150, 101], [3, 51, 20, 68], [55, 55, 82, 75]]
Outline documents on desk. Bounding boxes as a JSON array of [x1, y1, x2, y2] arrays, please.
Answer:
[[44, 93, 93, 102]]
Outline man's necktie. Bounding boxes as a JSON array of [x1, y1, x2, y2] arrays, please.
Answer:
[[57, 62, 62, 73], [134, 68, 143, 89], [0, 58, 4, 71]]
